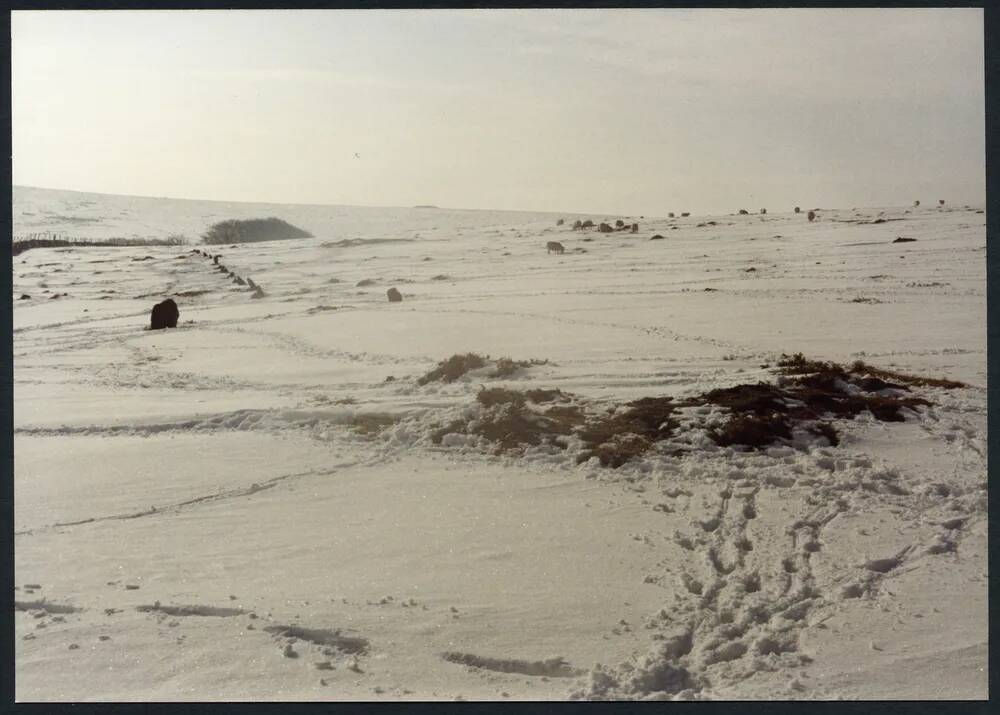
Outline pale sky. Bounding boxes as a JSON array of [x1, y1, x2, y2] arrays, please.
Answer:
[[12, 9, 985, 216]]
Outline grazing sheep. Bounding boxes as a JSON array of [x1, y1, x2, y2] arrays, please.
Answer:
[[738, 209, 749, 215], [807, 210, 816, 222], [546, 241, 565, 254], [681, 212, 690, 217]]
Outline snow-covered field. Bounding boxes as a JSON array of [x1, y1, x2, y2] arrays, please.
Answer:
[[13, 187, 987, 701]]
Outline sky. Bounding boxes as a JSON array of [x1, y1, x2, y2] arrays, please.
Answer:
[[11, 9, 985, 216]]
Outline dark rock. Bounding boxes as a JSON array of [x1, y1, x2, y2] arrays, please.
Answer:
[[573, 220, 583, 230], [668, 212, 675, 218], [150, 299, 179, 330], [556, 219, 564, 226], [893, 237, 917, 243], [631, 223, 638, 233], [738, 209, 749, 215], [650, 235, 665, 240], [387, 287, 403, 303], [807, 211, 816, 222], [598, 223, 614, 233], [581, 220, 594, 229], [794, 207, 801, 213], [760, 208, 767, 215], [681, 212, 690, 217]]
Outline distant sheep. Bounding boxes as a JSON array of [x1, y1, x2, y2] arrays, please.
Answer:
[[598, 222, 614, 233], [681, 212, 690, 217], [939, 199, 945, 206], [581, 220, 594, 229], [546, 241, 565, 254], [807, 210, 816, 222], [556, 218, 564, 226], [914, 200, 921, 207], [794, 207, 801, 214], [668, 212, 675, 218], [760, 208, 767, 215], [738, 209, 749, 215], [150, 298, 179, 330], [615, 219, 625, 228]]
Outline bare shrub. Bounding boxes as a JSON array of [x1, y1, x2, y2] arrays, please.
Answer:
[[201, 217, 312, 245]]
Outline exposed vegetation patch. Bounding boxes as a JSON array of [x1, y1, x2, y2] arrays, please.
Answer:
[[417, 353, 549, 385], [201, 217, 313, 245], [13, 236, 186, 256], [417, 353, 489, 385], [432, 388, 584, 452], [442, 651, 585, 678], [136, 603, 243, 617], [692, 353, 943, 449], [348, 413, 399, 436], [577, 397, 680, 468], [491, 357, 550, 378], [425, 354, 962, 466], [263, 625, 368, 654]]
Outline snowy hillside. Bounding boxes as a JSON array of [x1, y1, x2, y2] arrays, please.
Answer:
[[13, 188, 987, 701]]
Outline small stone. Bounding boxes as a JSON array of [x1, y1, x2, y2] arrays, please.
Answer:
[[68, 643, 79, 650]]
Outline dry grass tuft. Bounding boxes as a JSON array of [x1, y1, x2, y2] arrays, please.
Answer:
[[491, 357, 549, 378], [349, 413, 399, 436], [577, 397, 679, 467], [418, 353, 489, 385]]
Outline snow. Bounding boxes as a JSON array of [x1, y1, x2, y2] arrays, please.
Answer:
[[13, 187, 987, 700]]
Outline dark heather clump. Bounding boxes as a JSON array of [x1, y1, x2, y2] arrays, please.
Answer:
[[417, 353, 488, 385], [433, 388, 582, 453], [693, 353, 943, 449], [577, 397, 679, 468], [426, 352, 961, 464]]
